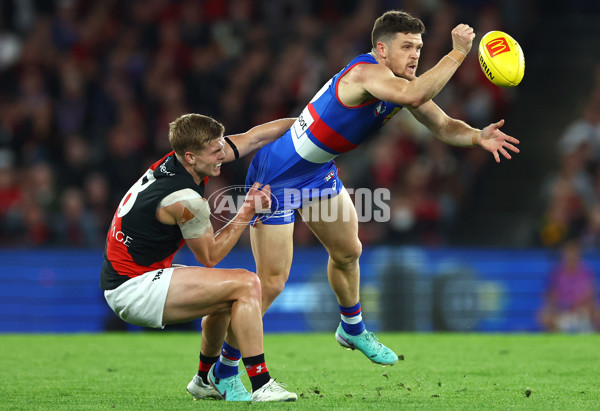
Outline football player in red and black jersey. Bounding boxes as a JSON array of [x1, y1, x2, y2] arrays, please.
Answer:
[[101, 113, 297, 402]]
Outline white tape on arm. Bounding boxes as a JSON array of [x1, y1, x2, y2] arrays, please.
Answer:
[[159, 188, 201, 208], [158, 189, 212, 239], [179, 197, 211, 239]]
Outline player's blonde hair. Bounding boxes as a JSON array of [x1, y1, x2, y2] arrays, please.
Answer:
[[169, 113, 225, 157], [371, 10, 425, 49]]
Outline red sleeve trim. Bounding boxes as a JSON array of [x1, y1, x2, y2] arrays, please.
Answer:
[[335, 62, 379, 109]]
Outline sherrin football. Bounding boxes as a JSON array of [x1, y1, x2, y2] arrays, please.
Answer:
[[478, 31, 525, 87]]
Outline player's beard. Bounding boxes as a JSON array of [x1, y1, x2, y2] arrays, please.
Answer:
[[402, 62, 418, 80], [393, 61, 418, 81]]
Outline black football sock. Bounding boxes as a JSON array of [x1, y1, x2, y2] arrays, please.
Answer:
[[198, 354, 219, 384], [243, 353, 271, 392]]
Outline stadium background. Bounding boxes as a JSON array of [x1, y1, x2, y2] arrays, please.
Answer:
[[1, 0, 600, 333]]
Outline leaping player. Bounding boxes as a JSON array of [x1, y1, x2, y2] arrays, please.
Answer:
[[196, 10, 520, 372]]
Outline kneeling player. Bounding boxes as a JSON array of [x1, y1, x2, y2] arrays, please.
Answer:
[[100, 114, 297, 402]]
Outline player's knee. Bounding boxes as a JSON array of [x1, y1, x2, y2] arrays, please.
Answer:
[[261, 274, 287, 302], [330, 240, 362, 266], [236, 269, 262, 299], [247, 271, 262, 298]]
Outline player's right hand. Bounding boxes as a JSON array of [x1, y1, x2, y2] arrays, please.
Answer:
[[244, 182, 272, 215], [451, 24, 475, 55]]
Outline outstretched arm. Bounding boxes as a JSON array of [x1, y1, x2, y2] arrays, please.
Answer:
[[222, 118, 296, 163], [408, 100, 520, 162], [342, 24, 475, 108]]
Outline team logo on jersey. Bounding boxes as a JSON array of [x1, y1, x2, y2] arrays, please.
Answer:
[[383, 107, 402, 125], [159, 162, 175, 176], [374, 102, 386, 116], [324, 171, 335, 182]]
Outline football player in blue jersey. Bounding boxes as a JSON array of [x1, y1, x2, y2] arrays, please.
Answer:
[[229, 10, 520, 366]]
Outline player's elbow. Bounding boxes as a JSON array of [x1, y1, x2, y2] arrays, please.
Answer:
[[201, 260, 216, 268], [404, 93, 429, 109], [195, 256, 213, 268], [193, 251, 219, 268], [401, 84, 434, 109], [376, 87, 423, 109], [201, 255, 220, 268]]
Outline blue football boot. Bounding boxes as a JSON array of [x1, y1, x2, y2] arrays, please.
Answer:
[[335, 323, 398, 365], [207, 363, 251, 401]]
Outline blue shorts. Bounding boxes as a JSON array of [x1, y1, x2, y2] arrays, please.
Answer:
[[245, 155, 343, 225]]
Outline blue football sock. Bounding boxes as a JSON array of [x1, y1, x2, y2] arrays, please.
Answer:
[[214, 341, 241, 379], [339, 302, 366, 336]]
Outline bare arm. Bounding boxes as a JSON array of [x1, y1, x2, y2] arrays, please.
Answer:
[[156, 183, 271, 267], [222, 118, 296, 163], [409, 100, 520, 162], [357, 50, 466, 108], [342, 24, 475, 108]]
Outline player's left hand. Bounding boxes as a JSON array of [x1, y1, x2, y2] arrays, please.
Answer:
[[478, 119, 520, 163]]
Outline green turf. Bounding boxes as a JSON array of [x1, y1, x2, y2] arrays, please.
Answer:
[[1, 332, 599, 409]]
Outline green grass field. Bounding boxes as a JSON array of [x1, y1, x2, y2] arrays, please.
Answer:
[[1, 332, 599, 409]]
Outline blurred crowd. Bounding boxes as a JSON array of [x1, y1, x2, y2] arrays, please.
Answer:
[[534, 63, 600, 332], [0, 0, 524, 248], [536, 65, 600, 251]]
